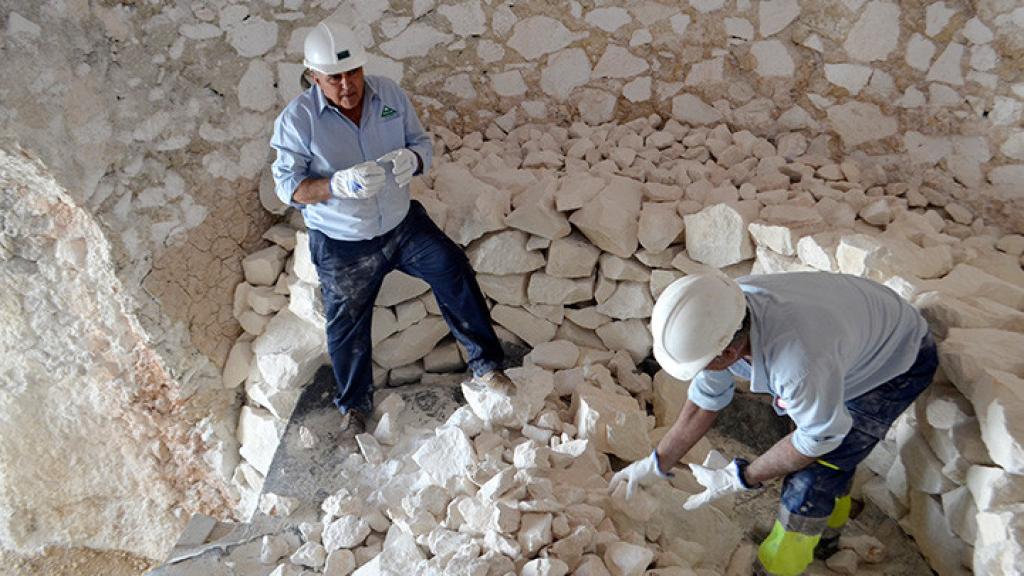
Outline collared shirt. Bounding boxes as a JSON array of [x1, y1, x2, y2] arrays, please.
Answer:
[[270, 75, 433, 241], [688, 272, 929, 457]]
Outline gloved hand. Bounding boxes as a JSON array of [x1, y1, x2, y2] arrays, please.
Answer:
[[683, 450, 760, 511], [331, 161, 386, 199], [377, 148, 418, 187], [609, 450, 673, 499]]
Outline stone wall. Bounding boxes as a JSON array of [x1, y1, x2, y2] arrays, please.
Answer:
[[1, 0, 1023, 562]]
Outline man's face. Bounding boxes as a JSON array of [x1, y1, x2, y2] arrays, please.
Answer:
[[313, 67, 364, 111], [703, 338, 746, 371]]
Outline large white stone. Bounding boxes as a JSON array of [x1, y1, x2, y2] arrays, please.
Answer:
[[243, 245, 288, 286], [603, 541, 654, 576], [595, 282, 653, 320], [527, 340, 580, 370], [467, 230, 546, 275], [671, 94, 723, 125], [522, 558, 569, 576], [825, 63, 873, 95], [372, 317, 449, 369], [905, 33, 936, 72], [528, 273, 594, 305], [433, 164, 510, 246], [685, 203, 754, 267], [967, 369, 1024, 475], [547, 234, 601, 278], [375, 271, 430, 307], [491, 304, 557, 346], [238, 405, 281, 476], [572, 383, 652, 461], [250, 309, 325, 389], [568, 179, 642, 258], [412, 427, 477, 487], [476, 273, 529, 306], [593, 45, 649, 79], [759, 0, 800, 37], [638, 202, 684, 253], [827, 102, 898, 148], [379, 24, 452, 59], [585, 7, 631, 32], [843, 1, 901, 61], [462, 365, 553, 429], [750, 40, 794, 77], [540, 48, 592, 100], [927, 42, 965, 86], [505, 189, 571, 240], [508, 16, 585, 60], [596, 320, 652, 363], [907, 491, 969, 576]]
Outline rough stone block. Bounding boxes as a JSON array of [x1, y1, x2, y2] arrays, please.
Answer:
[[568, 177, 642, 258], [492, 304, 557, 346], [372, 317, 449, 369], [527, 340, 580, 370], [638, 202, 684, 253], [243, 245, 288, 286], [237, 405, 282, 476], [547, 233, 602, 278], [596, 320, 652, 363], [528, 273, 595, 305], [411, 426, 477, 488], [375, 271, 430, 307], [572, 383, 652, 461], [595, 282, 653, 319], [684, 203, 754, 267], [476, 273, 529, 306], [467, 229, 546, 275]]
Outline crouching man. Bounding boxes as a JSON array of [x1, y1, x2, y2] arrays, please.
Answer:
[[269, 20, 509, 433], [611, 272, 936, 575]]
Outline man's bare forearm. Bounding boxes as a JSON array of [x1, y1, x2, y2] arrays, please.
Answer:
[[655, 398, 718, 473], [745, 432, 817, 485], [291, 177, 332, 205]]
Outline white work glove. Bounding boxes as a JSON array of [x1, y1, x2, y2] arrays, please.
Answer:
[[377, 148, 417, 187], [609, 450, 673, 499], [330, 161, 386, 199], [683, 450, 760, 511]]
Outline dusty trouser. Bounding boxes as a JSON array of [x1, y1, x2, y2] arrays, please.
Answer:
[[308, 200, 504, 416], [755, 334, 938, 576]]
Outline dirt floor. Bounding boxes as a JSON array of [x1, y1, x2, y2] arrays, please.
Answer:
[[0, 546, 155, 576]]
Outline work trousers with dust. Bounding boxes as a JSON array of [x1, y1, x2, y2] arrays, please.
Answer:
[[757, 333, 938, 576], [308, 200, 504, 415]]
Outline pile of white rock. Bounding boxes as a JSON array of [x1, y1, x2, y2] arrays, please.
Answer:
[[225, 114, 1024, 575]]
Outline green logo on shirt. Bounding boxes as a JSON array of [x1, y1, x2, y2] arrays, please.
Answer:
[[381, 105, 398, 118]]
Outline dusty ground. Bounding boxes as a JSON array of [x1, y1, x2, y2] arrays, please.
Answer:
[[0, 546, 155, 576]]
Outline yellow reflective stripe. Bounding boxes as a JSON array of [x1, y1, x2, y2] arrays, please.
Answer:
[[816, 458, 840, 470], [758, 520, 821, 576], [827, 495, 852, 529]]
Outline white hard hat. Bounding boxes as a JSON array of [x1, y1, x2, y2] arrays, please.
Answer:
[[303, 21, 367, 75], [651, 273, 747, 381]]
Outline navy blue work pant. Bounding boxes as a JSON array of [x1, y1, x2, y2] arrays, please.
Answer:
[[307, 201, 503, 415], [780, 333, 938, 521]]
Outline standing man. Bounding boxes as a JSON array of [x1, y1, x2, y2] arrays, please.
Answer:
[[610, 272, 937, 575], [270, 20, 509, 433]]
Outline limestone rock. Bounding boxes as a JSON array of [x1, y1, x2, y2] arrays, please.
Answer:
[[372, 317, 449, 369], [527, 340, 580, 370], [595, 282, 654, 319], [243, 246, 288, 286], [547, 234, 601, 278], [528, 273, 595, 306], [375, 272, 430, 307], [522, 558, 569, 576], [596, 320, 652, 363], [492, 305, 557, 346], [467, 230, 546, 275], [505, 187, 572, 240], [238, 406, 282, 476], [323, 515, 371, 552], [568, 178, 642, 258], [433, 164, 510, 245], [598, 254, 651, 282], [572, 383, 652, 461], [603, 541, 654, 576], [412, 427, 477, 488], [477, 273, 529, 305], [252, 310, 328, 391], [685, 203, 754, 267], [462, 366, 553, 429]]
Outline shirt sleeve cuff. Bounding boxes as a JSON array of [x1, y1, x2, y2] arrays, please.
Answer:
[[791, 430, 844, 458], [687, 383, 733, 412]]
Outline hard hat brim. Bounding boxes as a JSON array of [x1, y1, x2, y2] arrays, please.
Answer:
[[304, 53, 367, 76]]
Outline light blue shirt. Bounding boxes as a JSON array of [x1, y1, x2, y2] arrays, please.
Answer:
[[270, 75, 433, 241], [688, 273, 929, 457]]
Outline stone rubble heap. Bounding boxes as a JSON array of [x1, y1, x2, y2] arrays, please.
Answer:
[[228, 116, 1024, 575]]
